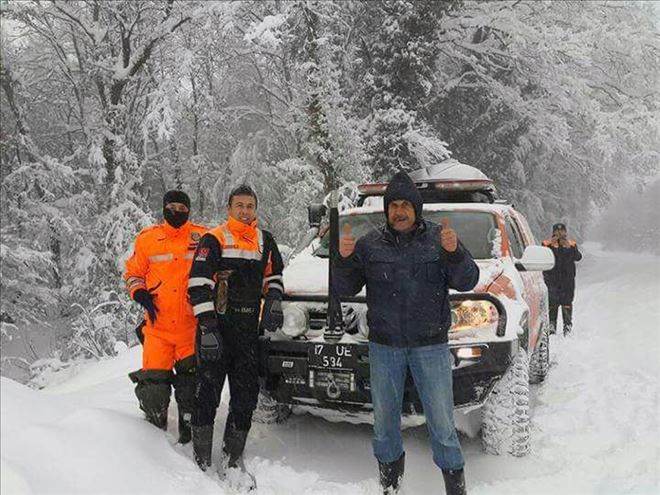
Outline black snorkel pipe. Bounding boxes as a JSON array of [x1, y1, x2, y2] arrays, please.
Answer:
[[325, 188, 344, 341]]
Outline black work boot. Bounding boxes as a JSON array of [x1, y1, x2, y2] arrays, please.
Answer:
[[222, 423, 256, 490], [145, 410, 168, 430], [378, 452, 405, 494], [129, 369, 172, 431], [192, 425, 214, 471], [442, 468, 467, 495], [173, 356, 196, 444], [223, 424, 249, 467], [562, 305, 573, 336], [178, 408, 192, 444]]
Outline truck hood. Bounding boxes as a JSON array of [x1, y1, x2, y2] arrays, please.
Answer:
[[284, 249, 334, 295], [284, 249, 504, 296], [283, 250, 525, 342]]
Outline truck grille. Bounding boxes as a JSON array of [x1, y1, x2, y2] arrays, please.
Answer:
[[307, 306, 359, 334]]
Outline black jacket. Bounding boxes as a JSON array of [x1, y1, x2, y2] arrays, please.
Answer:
[[542, 239, 582, 304], [333, 221, 479, 347], [188, 219, 284, 324]]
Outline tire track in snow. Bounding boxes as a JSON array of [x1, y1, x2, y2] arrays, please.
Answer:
[[472, 244, 659, 494]]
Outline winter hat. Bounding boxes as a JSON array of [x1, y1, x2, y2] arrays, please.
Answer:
[[552, 222, 567, 231], [384, 171, 423, 222], [163, 190, 191, 209]]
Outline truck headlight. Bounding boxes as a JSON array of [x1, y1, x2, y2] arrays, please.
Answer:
[[450, 300, 498, 331], [281, 304, 309, 338]]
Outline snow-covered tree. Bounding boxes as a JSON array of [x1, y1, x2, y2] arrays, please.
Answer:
[[350, 0, 455, 178], [2, 0, 658, 371], [428, 1, 659, 236]]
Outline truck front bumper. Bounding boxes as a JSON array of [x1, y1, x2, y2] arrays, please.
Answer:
[[261, 337, 518, 413]]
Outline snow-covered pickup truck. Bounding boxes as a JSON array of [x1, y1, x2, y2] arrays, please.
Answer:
[[257, 161, 555, 456]]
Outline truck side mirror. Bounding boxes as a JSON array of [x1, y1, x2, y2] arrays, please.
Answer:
[[515, 246, 555, 272], [308, 204, 327, 228]]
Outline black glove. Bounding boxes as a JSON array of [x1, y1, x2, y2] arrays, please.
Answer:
[[260, 291, 284, 332], [197, 317, 222, 363], [133, 289, 159, 324]]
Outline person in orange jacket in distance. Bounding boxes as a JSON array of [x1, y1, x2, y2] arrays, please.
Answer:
[[542, 222, 582, 336]]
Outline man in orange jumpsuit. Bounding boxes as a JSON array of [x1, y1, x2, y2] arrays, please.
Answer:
[[125, 190, 207, 443]]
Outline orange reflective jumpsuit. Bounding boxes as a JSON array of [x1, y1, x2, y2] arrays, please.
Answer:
[[125, 220, 208, 370]]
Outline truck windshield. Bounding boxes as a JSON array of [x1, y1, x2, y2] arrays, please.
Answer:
[[314, 210, 498, 259]]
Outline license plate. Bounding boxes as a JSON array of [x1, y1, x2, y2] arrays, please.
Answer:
[[308, 343, 357, 369]]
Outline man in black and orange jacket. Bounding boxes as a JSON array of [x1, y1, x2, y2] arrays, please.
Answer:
[[542, 222, 582, 335], [187, 184, 284, 480]]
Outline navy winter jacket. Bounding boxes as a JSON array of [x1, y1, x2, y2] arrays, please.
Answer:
[[333, 220, 480, 347], [542, 239, 582, 304]]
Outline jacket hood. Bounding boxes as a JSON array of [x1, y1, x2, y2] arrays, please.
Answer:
[[384, 171, 423, 223]]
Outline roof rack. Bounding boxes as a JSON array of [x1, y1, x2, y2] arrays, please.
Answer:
[[357, 160, 497, 204]]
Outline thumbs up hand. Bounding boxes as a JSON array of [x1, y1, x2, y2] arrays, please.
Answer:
[[339, 223, 356, 258], [440, 217, 458, 253]]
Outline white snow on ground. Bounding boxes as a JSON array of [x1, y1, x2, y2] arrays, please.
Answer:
[[1, 242, 659, 494]]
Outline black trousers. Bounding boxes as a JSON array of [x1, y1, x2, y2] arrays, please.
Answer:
[[549, 301, 573, 332], [192, 307, 260, 432]]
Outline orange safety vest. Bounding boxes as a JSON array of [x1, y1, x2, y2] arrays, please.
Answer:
[[125, 221, 207, 337], [208, 216, 277, 288]]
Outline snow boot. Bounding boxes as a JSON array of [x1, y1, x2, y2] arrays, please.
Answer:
[[178, 406, 192, 444], [378, 452, 405, 494], [549, 303, 559, 335], [128, 369, 172, 431], [147, 411, 168, 430], [561, 305, 573, 336], [192, 424, 214, 471], [173, 356, 196, 444], [442, 468, 466, 495], [221, 423, 256, 491]]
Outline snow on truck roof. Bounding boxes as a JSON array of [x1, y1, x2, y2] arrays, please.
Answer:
[[407, 159, 490, 181], [357, 160, 496, 199], [342, 200, 512, 217]]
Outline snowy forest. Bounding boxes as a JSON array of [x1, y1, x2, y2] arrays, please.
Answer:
[[1, 0, 659, 373]]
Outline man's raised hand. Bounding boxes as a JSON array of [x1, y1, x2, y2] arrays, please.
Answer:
[[339, 223, 356, 258], [440, 217, 458, 253]]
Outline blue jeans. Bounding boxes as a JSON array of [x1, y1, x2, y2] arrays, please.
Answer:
[[369, 341, 464, 471]]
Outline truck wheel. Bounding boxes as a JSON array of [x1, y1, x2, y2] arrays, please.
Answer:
[[529, 322, 550, 384], [481, 349, 531, 457], [253, 390, 292, 424]]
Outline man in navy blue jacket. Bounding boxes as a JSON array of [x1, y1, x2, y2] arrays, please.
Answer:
[[334, 171, 479, 495]]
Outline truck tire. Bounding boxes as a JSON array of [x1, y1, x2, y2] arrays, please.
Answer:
[[252, 390, 292, 424], [529, 321, 550, 384], [481, 349, 531, 457]]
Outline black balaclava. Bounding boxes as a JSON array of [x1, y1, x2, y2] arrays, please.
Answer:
[[163, 190, 191, 229], [383, 171, 423, 225], [552, 222, 566, 232]]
